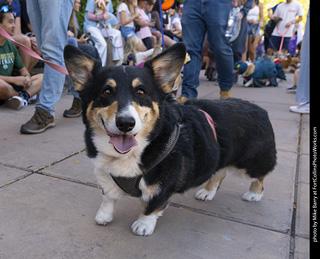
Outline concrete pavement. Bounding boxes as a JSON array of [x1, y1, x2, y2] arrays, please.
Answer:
[[0, 70, 309, 258]]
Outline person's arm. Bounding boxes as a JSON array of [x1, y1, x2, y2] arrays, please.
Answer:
[[258, 3, 264, 27], [14, 16, 22, 34], [171, 19, 181, 32], [233, 0, 247, 7], [119, 10, 140, 26], [0, 67, 31, 87], [272, 7, 282, 23], [19, 67, 32, 87], [286, 15, 302, 28], [87, 11, 110, 22], [135, 13, 155, 28], [151, 11, 161, 31]]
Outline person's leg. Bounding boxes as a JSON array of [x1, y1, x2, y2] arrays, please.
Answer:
[[296, 10, 309, 104], [27, 0, 74, 117], [181, 0, 206, 99], [108, 28, 124, 62], [249, 35, 260, 61], [267, 35, 280, 56], [21, 0, 74, 133], [151, 30, 162, 46], [142, 37, 152, 50], [26, 74, 43, 97], [0, 80, 18, 100], [0, 81, 26, 110], [205, 0, 234, 97], [241, 36, 249, 61], [120, 26, 136, 41], [13, 34, 39, 71], [86, 26, 107, 66]]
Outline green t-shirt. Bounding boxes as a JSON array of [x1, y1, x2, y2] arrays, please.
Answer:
[[0, 39, 24, 76]]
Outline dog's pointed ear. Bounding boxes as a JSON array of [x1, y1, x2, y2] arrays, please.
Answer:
[[64, 45, 101, 91], [144, 43, 187, 94]]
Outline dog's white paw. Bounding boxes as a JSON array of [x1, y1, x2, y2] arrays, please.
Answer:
[[242, 191, 263, 202], [195, 188, 217, 201], [95, 208, 113, 225], [131, 215, 157, 236]]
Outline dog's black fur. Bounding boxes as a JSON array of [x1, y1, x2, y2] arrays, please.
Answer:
[[64, 43, 276, 236]]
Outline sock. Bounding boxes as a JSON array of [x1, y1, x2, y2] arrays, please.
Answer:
[[19, 91, 30, 101]]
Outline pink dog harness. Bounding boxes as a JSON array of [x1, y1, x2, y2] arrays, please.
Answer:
[[199, 109, 218, 142]]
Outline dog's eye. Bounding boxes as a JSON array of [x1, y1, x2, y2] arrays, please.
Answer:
[[135, 88, 145, 97], [103, 88, 112, 97]]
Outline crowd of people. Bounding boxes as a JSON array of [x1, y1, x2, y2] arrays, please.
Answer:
[[0, 0, 309, 134]]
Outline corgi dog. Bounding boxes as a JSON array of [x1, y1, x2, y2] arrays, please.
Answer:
[[64, 43, 276, 236]]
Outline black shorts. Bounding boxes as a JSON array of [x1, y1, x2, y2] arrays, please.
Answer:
[[11, 83, 24, 92]]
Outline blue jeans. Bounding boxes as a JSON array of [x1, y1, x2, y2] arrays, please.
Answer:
[[181, 0, 234, 98], [296, 9, 309, 103], [27, 0, 75, 116], [120, 26, 138, 41]]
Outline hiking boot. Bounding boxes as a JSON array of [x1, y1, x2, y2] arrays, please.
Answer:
[[177, 96, 188, 104], [220, 89, 232, 100], [63, 97, 82, 118], [20, 107, 55, 134]]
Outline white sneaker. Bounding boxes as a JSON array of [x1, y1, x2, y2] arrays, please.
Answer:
[[5, 96, 24, 110], [28, 94, 38, 104], [289, 102, 310, 114]]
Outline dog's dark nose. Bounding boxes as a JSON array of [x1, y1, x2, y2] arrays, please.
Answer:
[[116, 116, 135, 133]]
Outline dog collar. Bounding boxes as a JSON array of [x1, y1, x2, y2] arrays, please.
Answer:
[[110, 123, 181, 197]]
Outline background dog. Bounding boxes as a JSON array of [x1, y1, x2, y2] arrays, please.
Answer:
[[64, 43, 277, 236]]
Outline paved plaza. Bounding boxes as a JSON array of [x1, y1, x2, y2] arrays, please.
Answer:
[[0, 70, 310, 258]]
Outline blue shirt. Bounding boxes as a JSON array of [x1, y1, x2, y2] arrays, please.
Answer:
[[0, 0, 21, 17], [83, 0, 116, 31]]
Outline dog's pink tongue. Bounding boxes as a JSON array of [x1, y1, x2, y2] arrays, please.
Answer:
[[109, 134, 138, 154]]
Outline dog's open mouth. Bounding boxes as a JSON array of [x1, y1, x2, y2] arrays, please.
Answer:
[[101, 119, 138, 154]]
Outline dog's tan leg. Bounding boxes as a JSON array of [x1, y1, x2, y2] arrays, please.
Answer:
[[195, 168, 227, 201], [242, 176, 265, 202], [131, 204, 168, 236]]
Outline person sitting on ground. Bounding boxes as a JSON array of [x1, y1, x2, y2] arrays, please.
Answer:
[[123, 35, 156, 66], [0, 0, 39, 71], [0, 4, 42, 109]]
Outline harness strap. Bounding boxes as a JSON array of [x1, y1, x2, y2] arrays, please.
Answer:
[[199, 109, 218, 142], [111, 175, 142, 197]]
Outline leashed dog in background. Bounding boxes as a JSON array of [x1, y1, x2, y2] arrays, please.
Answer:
[[64, 43, 277, 236]]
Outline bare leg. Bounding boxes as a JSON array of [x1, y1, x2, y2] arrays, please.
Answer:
[[0, 79, 19, 100], [13, 34, 39, 71], [24, 74, 43, 97]]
